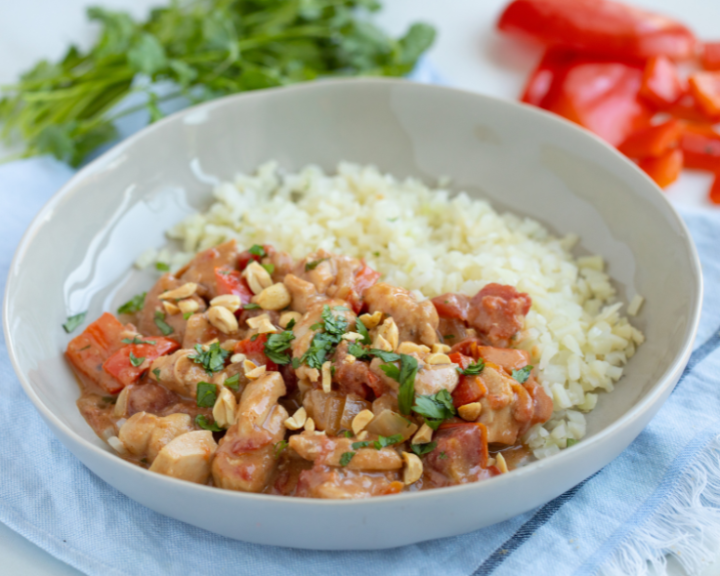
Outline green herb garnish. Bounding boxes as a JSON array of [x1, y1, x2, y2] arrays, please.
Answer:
[[285, 318, 296, 330], [183, 312, 193, 320], [189, 342, 230, 374], [352, 434, 404, 451], [102, 396, 117, 405], [195, 414, 222, 431], [379, 354, 418, 415], [274, 440, 288, 459], [412, 389, 456, 430], [305, 258, 328, 271], [343, 430, 353, 439], [264, 329, 295, 365], [459, 359, 485, 376], [261, 263, 275, 275], [339, 451, 355, 467], [299, 305, 348, 369], [153, 310, 173, 336], [250, 333, 260, 341], [224, 373, 240, 392], [249, 244, 266, 258], [356, 318, 371, 345], [410, 441, 437, 457], [567, 438, 578, 447], [121, 336, 157, 345], [152, 368, 161, 380], [129, 352, 145, 367], [196, 381, 217, 408], [62, 311, 86, 333], [243, 303, 261, 310], [117, 292, 146, 315], [439, 451, 448, 459], [155, 262, 170, 272], [512, 365, 533, 384]]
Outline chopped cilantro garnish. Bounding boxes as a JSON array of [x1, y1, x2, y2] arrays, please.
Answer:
[[224, 373, 240, 392], [305, 258, 328, 271], [348, 342, 368, 359], [459, 359, 485, 376], [439, 451, 448, 459], [339, 451, 355, 467], [155, 262, 170, 272], [264, 330, 295, 365], [443, 334, 455, 340], [410, 441, 437, 457], [195, 414, 222, 431], [299, 305, 349, 369], [262, 263, 275, 275], [153, 310, 173, 336], [196, 381, 217, 408], [373, 251, 380, 257], [371, 349, 401, 363], [183, 312, 193, 320], [292, 357, 301, 369], [101, 396, 117, 405], [62, 312, 86, 333], [189, 342, 230, 374], [249, 244, 266, 258], [352, 434, 404, 451], [566, 438, 578, 447], [285, 318, 296, 330], [321, 304, 348, 337], [243, 303, 261, 310], [250, 333, 260, 341], [274, 440, 288, 459], [121, 336, 157, 345], [152, 368, 161, 380], [129, 352, 145, 367], [512, 365, 533, 384], [343, 430, 353, 438], [333, 306, 350, 312], [412, 389, 456, 430], [117, 292, 146, 315], [379, 354, 418, 415], [356, 318, 371, 345]]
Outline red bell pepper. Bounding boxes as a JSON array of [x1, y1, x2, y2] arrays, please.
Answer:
[[701, 42, 720, 72], [520, 48, 577, 107], [710, 174, 720, 205], [638, 148, 684, 188], [235, 334, 278, 372], [618, 119, 682, 158], [688, 72, 720, 119], [497, 0, 697, 62], [431, 293, 471, 321], [680, 125, 720, 172], [103, 337, 180, 390], [639, 56, 684, 108], [237, 244, 274, 271], [663, 92, 717, 124], [346, 261, 381, 313], [214, 266, 254, 304]]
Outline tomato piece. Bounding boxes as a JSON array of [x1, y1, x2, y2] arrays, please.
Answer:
[[452, 376, 487, 408], [520, 48, 576, 107], [497, 0, 697, 61], [688, 72, 720, 119], [65, 312, 128, 394], [702, 42, 720, 72], [710, 174, 720, 205], [680, 125, 720, 172], [638, 148, 684, 188], [448, 352, 473, 371], [237, 244, 274, 271], [214, 266, 254, 304], [102, 337, 180, 390], [618, 119, 682, 159], [235, 334, 278, 372], [347, 261, 381, 313], [431, 293, 470, 321], [639, 56, 684, 108]]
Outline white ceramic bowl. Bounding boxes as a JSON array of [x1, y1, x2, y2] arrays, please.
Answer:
[[3, 78, 702, 550]]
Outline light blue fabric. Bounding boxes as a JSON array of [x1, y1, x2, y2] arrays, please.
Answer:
[[2, 61, 720, 576]]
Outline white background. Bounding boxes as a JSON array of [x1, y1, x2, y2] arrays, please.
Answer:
[[2, 0, 720, 574]]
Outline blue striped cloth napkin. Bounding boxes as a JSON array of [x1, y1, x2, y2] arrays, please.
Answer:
[[2, 62, 720, 576]]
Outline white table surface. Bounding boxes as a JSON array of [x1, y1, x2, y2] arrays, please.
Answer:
[[2, 1, 720, 574]]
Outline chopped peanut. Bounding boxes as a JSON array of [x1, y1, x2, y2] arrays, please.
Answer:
[[426, 353, 452, 365], [279, 311, 302, 328], [359, 311, 383, 329], [321, 361, 332, 393], [341, 332, 365, 342], [177, 298, 199, 315], [246, 313, 277, 334], [254, 283, 291, 311], [113, 387, 130, 418], [402, 452, 423, 485], [373, 335, 393, 352], [357, 430, 369, 441], [374, 317, 399, 351], [351, 409, 375, 435], [162, 300, 180, 316], [244, 261, 273, 295], [159, 282, 197, 301], [207, 306, 239, 334], [107, 436, 127, 455], [458, 402, 482, 422], [243, 359, 258, 373], [496, 452, 508, 474], [230, 353, 246, 364], [304, 417, 316, 432], [245, 364, 267, 379], [344, 355, 356, 364], [397, 342, 430, 357], [411, 423, 433, 445], [432, 343, 452, 354], [284, 407, 308, 431], [210, 294, 241, 312], [213, 387, 237, 428]]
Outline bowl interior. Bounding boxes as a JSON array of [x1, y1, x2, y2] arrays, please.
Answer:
[[5, 79, 699, 471]]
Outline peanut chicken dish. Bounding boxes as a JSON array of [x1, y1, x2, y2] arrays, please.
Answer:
[[66, 240, 553, 498]]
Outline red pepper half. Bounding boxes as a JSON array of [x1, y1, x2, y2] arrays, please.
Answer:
[[497, 0, 696, 62], [618, 119, 682, 159], [638, 148, 684, 188]]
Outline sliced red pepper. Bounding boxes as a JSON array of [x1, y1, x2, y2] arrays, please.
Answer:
[[66, 312, 129, 394], [638, 148, 684, 188], [701, 42, 720, 72], [680, 124, 720, 172], [237, 244, 274, 271], [102, 337, 180, 390], [431, 293, 471, 321], [448, 352, 473, 371], [639, 56, 684, 108], [497, 0, 697, 62], [663, 92, 717, 124], [346, 261, 381, 313], [214, 266, 254, 304], [688, 72, 720, 119], [618, 119, 682, 158], [452, 376, 487, 408], [235, 333, 278, 372], [709, 174, 720, 205], [520, 48, 577, 107]]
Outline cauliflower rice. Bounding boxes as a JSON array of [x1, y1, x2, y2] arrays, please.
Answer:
[[140, 161, 645, 459]]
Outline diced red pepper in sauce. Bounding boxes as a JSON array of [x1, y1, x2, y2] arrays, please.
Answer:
[[103, 337, 180, 390], [431, 293, 470, 321], [346, 261, 381, 313], [425, 422, 492, 485], [65, 312, 129, 394], [234, 334, 278, 372], [638, 148, 684, 188], [639, 56, 684, 108], [688, 72, 720, 119], [214, 266, 254, 304], [702, 42, 720, 72], [618, 119, 682, 159], [497, 0, 697, 61], [679, 125, 720, 172]]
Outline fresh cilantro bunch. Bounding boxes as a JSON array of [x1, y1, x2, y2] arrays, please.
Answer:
[[0, 0, 435, 166]]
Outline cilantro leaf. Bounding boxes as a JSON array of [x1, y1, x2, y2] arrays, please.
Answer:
[[155, 262, 170, 272], [117, 292, 146, 315], [375, 434, 404, 448], [129, 352, 145, 367], [249, 244, 266, 258], [152, 368, 161, 380], [285, 318, 296, 330], [512, 365, 533, 384], [224, 373, 240, 392], [189, 342, 230, 374], [339, 452, 355, 467], [195, 414, 222, 432], [356, 318, 371, 345], [348, 342, 370, 359], [62, 312, 86, 333], [370, 349, 401, 363], [566, 438, 578, 447], [439, 451, 448, 459], [410, 441, 437, 457], [460, 359, 485, 376], [121, 336, 156, 345], [299, 305, 348, 369], [379, 354, 418, 415], [412, 389, 456, 430], [352, 441, 372, 450], [153, 310, 173, 336], [196, 381, 217, 408], [262, 263, 275, 275], [343, 431, 353, 438], [264, 330, 295, 365], [305, 258, 328, 271], [274, 440, 288, 459], [243, 303, 261, 310], [321, 304, 348, 338]]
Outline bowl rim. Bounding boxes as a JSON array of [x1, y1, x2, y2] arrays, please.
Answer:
[[3, 77, 704, 508]]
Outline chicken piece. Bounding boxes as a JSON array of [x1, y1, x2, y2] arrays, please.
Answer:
[[333, 341, 384, 399], [283, 274, 321, 315], [126, 382, 179, 417], [150, 350, 208, 399], [364, 283, 438, 347], [476, 346, 531, 373], [212, 372, 289, 492], [177, 239, 239, 300], [182, 314, 223, 349], [467, 284, 531, 348], [424, 424, 492, 487], [477, 366, 521, 445], [137, 274, 206, 342], [413, 363, 460, 396], [295, 465, 403, 499], [118, 412, 194, 462], [295, 250, 363, 300], [149, 430, 217, 484], [289, 431, 403, 470]]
